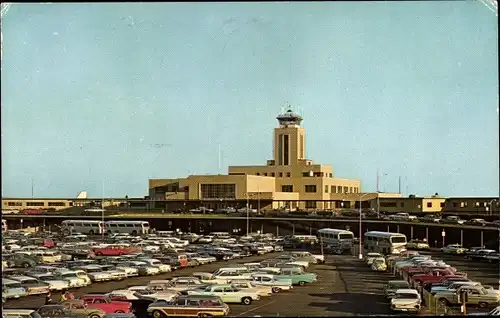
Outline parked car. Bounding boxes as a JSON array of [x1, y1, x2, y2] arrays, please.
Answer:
[[273, 268, 317, 286], [147, 295, 230, 318], [185, 284, 260, 305], [2, 278, 28, 299], [384, 281, 411, 299], [406, 240, 430, 250], [441, 244, 467, 255], [250, 273, 293, 293], [435, 285, 500, 307], [390, 289, 421, 313], [81, 294, 132, 314], [58, 300, 106, 318]]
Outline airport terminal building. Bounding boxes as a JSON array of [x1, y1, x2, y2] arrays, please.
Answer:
[[149, 108, 364, 212]]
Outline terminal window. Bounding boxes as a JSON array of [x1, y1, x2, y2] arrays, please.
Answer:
[[26, 202, 45, 206], [282, 185, 293, 192], [286, 172, 291, 177], [7, 202, 22, 206], [305, 185, 317, 193], [48, 202, 66, 207], [427, 202, 432, 208], [200, 184, 236, 199], [343, 186, 349, 193], [324, 185, 329, 193], [337, 186, 342, 193], [331, 186, 337, 193]]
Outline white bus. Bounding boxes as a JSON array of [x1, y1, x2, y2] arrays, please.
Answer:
[[61, 220, 104, 235], [105, 220, 150, 235], [363, 231, 407, 255], [2, 219, 7, 232], [317, 228, 354, 254]]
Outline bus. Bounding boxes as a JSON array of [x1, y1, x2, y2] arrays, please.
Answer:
[[2, 219, 7, 232], [363, 231, 407, 255], [105, 220, 150, 235], [317, 228, 354, 254], [61, 220, 104, 236]]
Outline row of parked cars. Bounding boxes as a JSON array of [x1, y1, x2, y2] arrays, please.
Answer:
[[3, 250, 323, 318], [378, 251, 500, 314], [440, 245, 500, 263], [2, 230, 292, 302]]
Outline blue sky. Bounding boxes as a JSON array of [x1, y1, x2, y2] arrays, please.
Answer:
[[1, 2, 498, 198]]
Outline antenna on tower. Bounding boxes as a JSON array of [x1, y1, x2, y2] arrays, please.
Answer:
[[217, 144, 222, 172]]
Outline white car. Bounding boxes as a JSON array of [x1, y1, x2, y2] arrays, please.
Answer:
[[371, 258, 387, 272], [124, 261, 161, 276], [28, 273, 69, 291], [365, 253, 384, 266], [126, 286, 179, 301], [76, 265, 114, 282], [390, 289, 421, 313], [165, 277, 205, 291], [138, 259, 171, 273], [197, 236, 214, 244], [115, 265, 140, 277], [250, 273, 293, 293], [53, 270, 89, 288], [108, 289, 141, 300], [230, 280, 272, 297]]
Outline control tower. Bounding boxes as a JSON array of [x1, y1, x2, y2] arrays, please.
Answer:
[[273, 105, 306, 166]]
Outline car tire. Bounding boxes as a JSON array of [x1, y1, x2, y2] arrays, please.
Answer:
[[90, 315, 101, 318], [298, 281, 306, 286], [478, 302, 488, 308], [242, 297, 252, 305], [438, 298, 448, 306], [152, 310, 165, 318], [88, 230, 94, 235], [115, 310, 125, 313], [22, 262, 30, 268], [272, 287, 281, 293], [199, 314, 212, 318]]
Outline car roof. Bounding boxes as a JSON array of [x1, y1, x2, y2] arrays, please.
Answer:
[[395, 289, 419, 294]]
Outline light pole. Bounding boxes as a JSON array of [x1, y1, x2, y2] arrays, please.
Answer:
[[246, 192, 250, 236], [486, 199, 498, 216], [358, 193, 373, 260]]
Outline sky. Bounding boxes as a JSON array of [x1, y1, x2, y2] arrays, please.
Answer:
[[1, 1, 498, 198]]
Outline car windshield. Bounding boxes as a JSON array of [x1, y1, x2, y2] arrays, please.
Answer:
[[6, 282, 23, 288], [395, 293, 418, 299], [391, 237, 406, 244], [41, 275, 56, 280], [62, 273, 78, 279]]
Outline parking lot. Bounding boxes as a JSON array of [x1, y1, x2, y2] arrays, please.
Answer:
[[4, 253, 401, 316]]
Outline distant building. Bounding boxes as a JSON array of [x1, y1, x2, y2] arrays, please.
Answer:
[[149, 107, 362, 211]]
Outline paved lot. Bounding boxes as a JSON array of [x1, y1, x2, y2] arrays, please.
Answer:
[[4, 250, 497, 316], [4, 253, 398, 316]]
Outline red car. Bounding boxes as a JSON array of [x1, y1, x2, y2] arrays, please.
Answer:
[[82, 294, 132, 314], [91, 246, 136, 256]]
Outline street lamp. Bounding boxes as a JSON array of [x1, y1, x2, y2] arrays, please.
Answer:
[[246, 192, 250, 236], [486, 199, 498, 216], [358, 193, 373, 260]]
